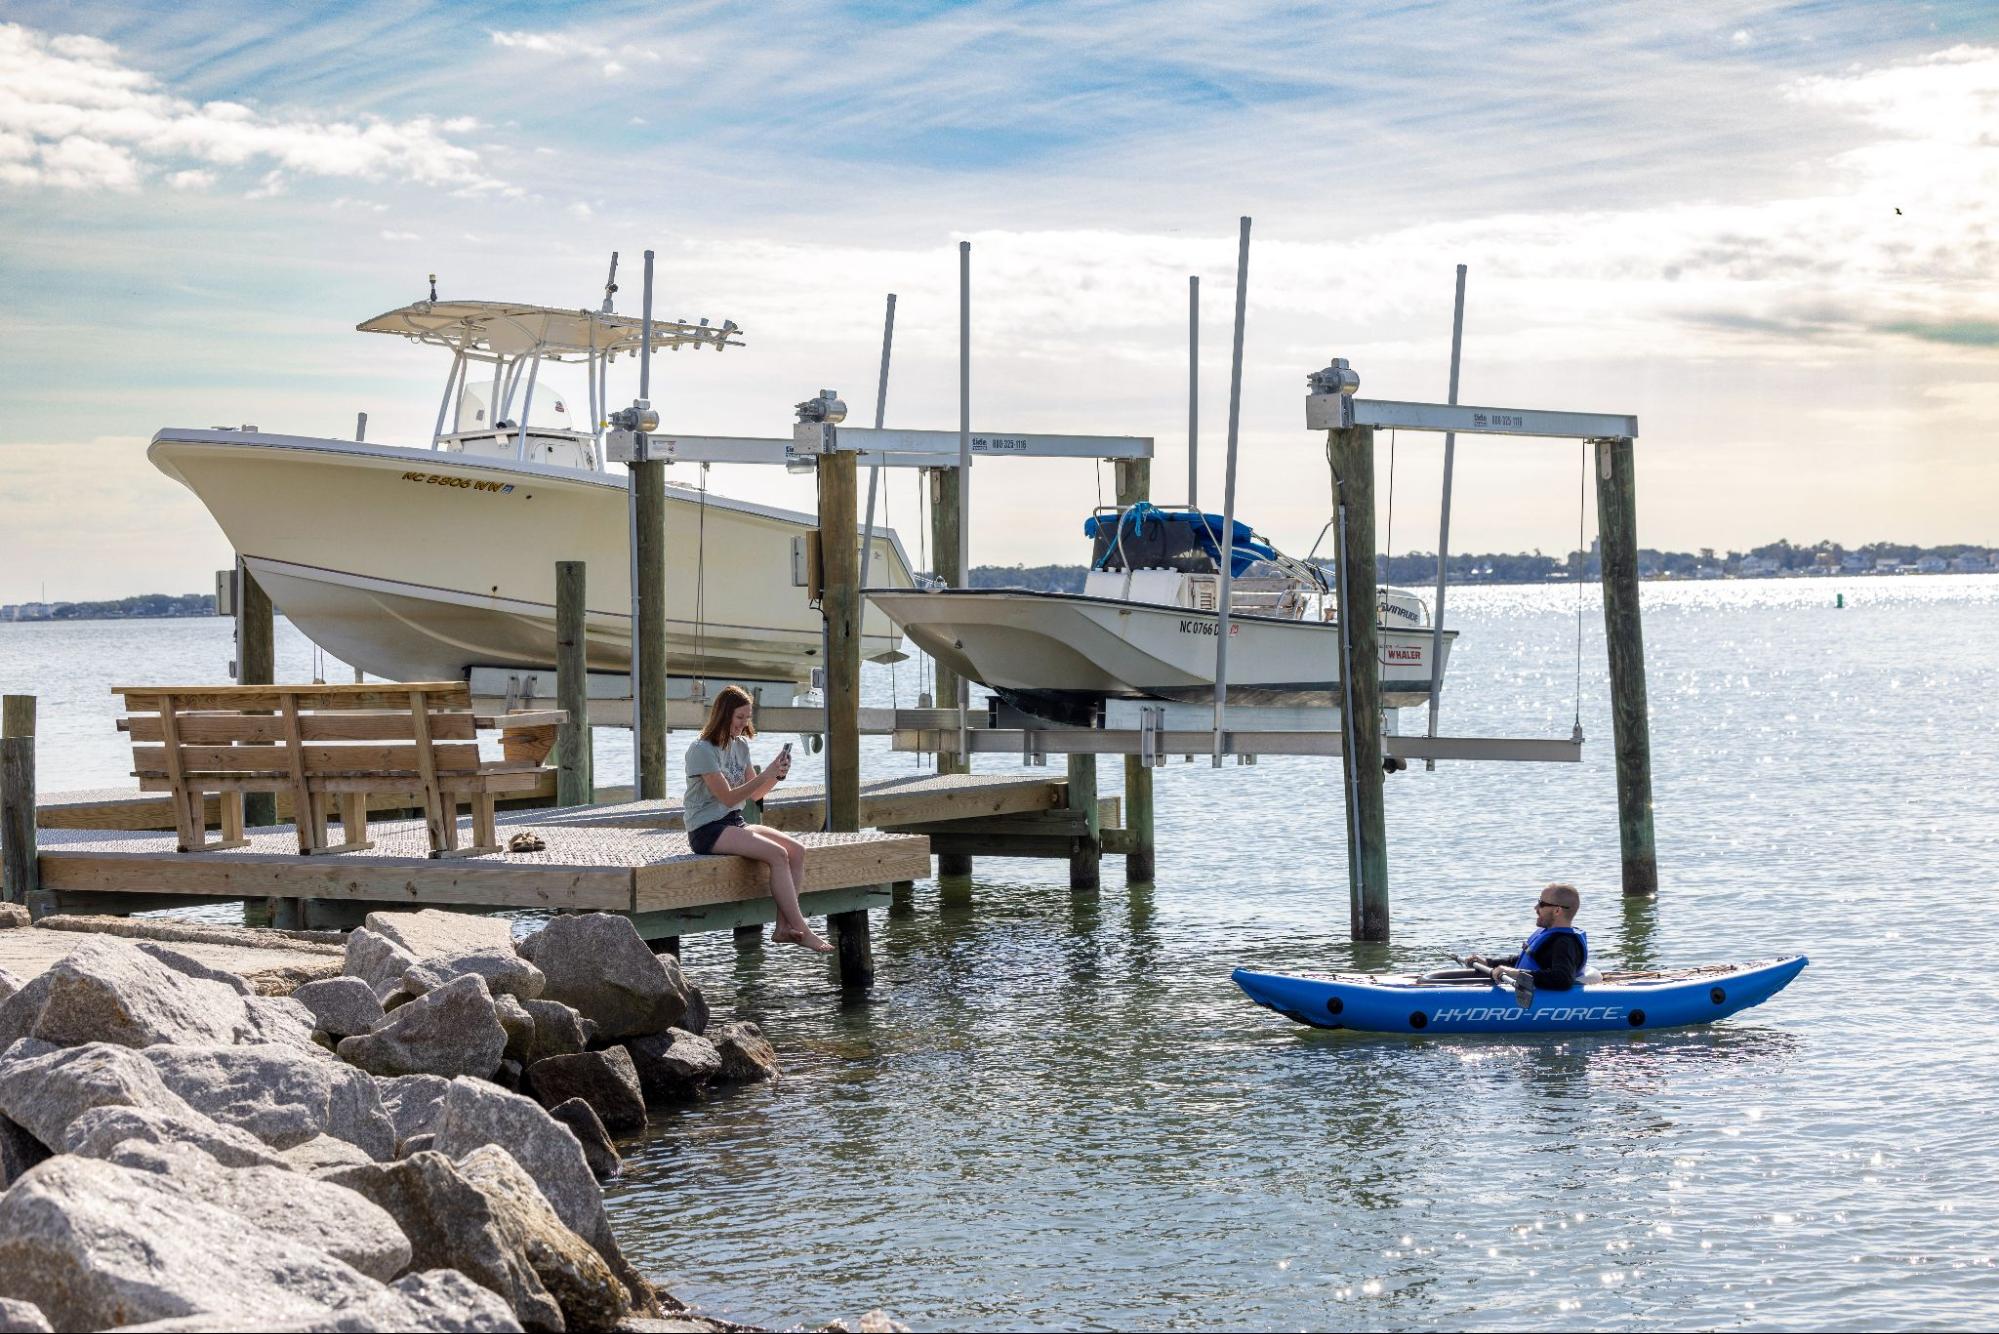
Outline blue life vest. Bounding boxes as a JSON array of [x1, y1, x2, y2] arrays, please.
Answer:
[[1518, 926, 1588, 973]]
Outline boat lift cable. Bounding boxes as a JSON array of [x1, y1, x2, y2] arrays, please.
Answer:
[[1383, 428, 1397, 571]]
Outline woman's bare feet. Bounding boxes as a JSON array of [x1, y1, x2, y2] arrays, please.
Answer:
[[772, 925, 834, 953]]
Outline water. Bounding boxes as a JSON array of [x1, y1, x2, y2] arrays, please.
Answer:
[[5, 576, 1997, 1330]]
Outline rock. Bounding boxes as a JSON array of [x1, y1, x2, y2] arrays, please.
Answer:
[[494, 993, 535, 1064], [431, 1078, 605, 1254], [545, 1098, 620, 1179], [0, 1040, 199, 1148], [526, 1048, 646, 1133], [0, 1298, 51, 1333], [402, 1132, 436, 1157], [0, 970, 18, 1007], [388, 1268, 529, 1332], [0, 903, 27, 930], [496, 1058, 524, 1092], [61, 1103, 288, 1170], [380, 1073, 452, 1147], [141, 1042, 396, 1159], [108, 1140, 413, 1280], [706, 1020, 781, 1084], [517, 915, 689, 1039], [0, 1155, 417, 1331], [344, 926, 419, 999], [326, 1151, 563, 1331], [0, 937, 313, 1051], [680, 981, 710, 1037], [624, 1030, 722, 1103], [384, 983, 419, 1011], [338, 974, 507, 1080], [520, 999, 596, 1064], [130, 941, 255, 996], [367, 909, 546, 1001], [2, 1116, 48, 1188], [279, 1133, 379, 1176], [292, 976, 386, 1039], [460, 1144, 632, 1331]]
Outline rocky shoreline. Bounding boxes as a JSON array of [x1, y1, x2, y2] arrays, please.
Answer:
[[0, 906, 899, 1333]]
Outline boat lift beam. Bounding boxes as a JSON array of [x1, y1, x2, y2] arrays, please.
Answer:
[[645, 427, 1152, 469], [890, 725, 1581, 764], [1307, 391, 1637, 442]]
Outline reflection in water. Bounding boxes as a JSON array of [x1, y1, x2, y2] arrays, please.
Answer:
[[1614, 893, 1659, 970]]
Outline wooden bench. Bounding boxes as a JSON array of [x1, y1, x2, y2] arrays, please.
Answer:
[[116, 683, 565, 859]]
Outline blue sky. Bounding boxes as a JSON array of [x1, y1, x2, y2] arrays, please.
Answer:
[[3, 0, 1997, 598]]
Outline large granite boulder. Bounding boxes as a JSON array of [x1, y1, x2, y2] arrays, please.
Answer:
[[706, 1019, 782, 1084], [141, 1042, 396, 1159], [108, 1140, 412, 1280], [337, 974, 507, 1080], [494, 993, 535, 1065], [624, 1029, 722, 1103], [277, 1134, 379, 1176], [0, 1040, 200, 1149], [0, 937, 312, 1051], [326, 1151, 564, 1331], [0, 969, 19, 1008], [343, 927, 419, 999], [366, 910, 546, 1002], [459, 1144, 631, 1331], [519, 999, 595, 1065], [0, 1155, 472, 1332], [379, 1073, 452, 1149], [544, 1099, 620, 1180], [61, 1103, 288, 1170], [517, 915, 689, 1039], [0, 904, 28, 930], [291, 976, 386, 1040], [525, 1048, 646, 1133]]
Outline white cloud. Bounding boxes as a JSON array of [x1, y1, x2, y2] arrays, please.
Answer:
[[0, 21, 496, 193], [164, 167, 214, 190], [567, 201, 593, 219], [380, 228, 420, 241]]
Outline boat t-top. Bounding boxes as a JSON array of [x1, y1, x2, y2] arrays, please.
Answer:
[[867, 501, 1453, 725], [149, 285, 914, 694]]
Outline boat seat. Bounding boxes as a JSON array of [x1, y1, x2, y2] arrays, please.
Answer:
[[116, 682, 565, 859]]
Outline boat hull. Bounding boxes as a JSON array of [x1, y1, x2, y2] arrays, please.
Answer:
[[152, 430, 910, 684], [1232, 956, 1808, 1035], [866, 587, 1454, 713]]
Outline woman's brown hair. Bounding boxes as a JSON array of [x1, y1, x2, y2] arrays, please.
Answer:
[[698, 684, 757, 748]]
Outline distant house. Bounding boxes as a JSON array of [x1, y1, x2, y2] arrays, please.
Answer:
[[1916, 555, 1948, 574], [1876, 558, 1900, 573], [1841, 553, 1868, 572], [1735, 555, 1777, 576], [1952, 553, 1989, 572]]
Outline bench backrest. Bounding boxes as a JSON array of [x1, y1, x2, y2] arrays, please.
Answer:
[[117, 682, 479, 787]]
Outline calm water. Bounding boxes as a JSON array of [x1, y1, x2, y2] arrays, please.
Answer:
[[5, 576, 1997, 1330]]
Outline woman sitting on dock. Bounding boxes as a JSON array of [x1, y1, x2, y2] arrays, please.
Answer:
[[685, 684, 831, 953]]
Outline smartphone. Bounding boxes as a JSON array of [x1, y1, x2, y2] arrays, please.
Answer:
[[779, 742, 793, 760]]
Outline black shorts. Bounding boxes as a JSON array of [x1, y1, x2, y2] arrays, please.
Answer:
[[688, 810, 746, 855]]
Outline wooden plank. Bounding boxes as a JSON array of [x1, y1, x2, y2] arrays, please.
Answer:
[[410, 690, 451, 852], [116, 683, 471, 711], [631, 833, 930, 912], [37, 849, 634, 910], [124, 713, 477, 743], [136, 769, 546, 796], [627, 884, 893, 939], [155, 694, 201, 852], [131, 742, 484, 776], [279, 695, 316, 854]]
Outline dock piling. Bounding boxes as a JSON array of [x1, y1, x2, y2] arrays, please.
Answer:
[[1327, 426, 1390, 940], [1114, 458, 1157, 883], [238, 565, 276, 829], [1066, 753, 1100, 891], [1593, 436, 1658, 896], [554, 561, 593, 806], [819, 433, 873, 986], [2, 695, 36, 906], [928, 465, 973, 878]]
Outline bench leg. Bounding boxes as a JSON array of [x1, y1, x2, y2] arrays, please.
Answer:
[[219, 791, 246, 846], [172, 787, 202, 853], [310, 791, 376, 855], [472, 793, 497, 851]]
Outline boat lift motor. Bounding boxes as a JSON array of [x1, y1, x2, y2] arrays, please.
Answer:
[[605, 399, 661, 463], [789, 389, 849, 471]]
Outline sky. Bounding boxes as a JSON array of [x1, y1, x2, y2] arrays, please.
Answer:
[[2, 0, 1995, 601]]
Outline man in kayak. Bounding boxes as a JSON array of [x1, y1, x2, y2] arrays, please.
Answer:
[[1468, 882, 1587, 990]]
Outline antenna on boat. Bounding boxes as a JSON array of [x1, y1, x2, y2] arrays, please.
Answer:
[[601, 252, 620, 314], [427, 273, 437, 303]]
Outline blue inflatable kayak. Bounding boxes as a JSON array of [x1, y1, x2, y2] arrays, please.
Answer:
[[1232, 956, 1807, 1035]]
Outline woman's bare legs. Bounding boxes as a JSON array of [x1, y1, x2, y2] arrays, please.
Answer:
[[711, 824, 829, 952]]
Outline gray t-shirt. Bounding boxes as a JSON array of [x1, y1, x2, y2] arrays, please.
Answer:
[[684, 737, 752, 833]]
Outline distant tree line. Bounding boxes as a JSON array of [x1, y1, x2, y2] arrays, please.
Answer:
[[9, 594, 217, 621], [970, 538, 1995, 590]]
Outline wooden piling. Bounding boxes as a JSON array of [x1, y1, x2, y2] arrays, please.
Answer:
[[555, 561, 593, 806], [1114, 458, 1156, 882], [2, 695, 36, 905], [820, 447, 873, 986], [1593, 436, 1658, 897], [238, 566, 276, 829], [1066, 753, 1100, 891], [929, 465, 973, 879], [1327, 426, 1390, 940], [634, 461, 668, 801]]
